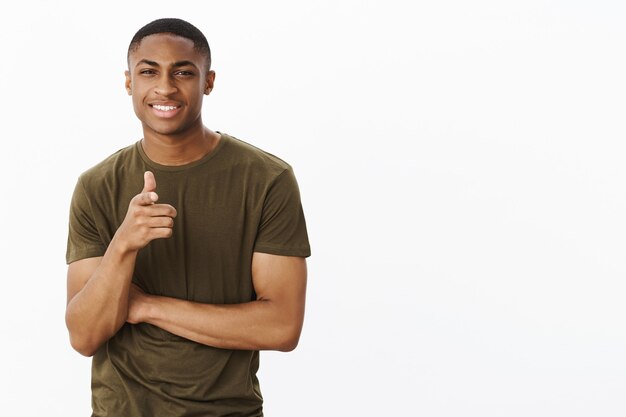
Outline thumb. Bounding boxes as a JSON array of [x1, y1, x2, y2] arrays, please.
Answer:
[[142, 171, 157, 193]]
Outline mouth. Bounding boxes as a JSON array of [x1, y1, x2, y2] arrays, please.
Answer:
[[149, 103, 182, 118]]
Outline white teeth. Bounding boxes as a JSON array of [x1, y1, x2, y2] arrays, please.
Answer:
[[153, 105, 177, 111]]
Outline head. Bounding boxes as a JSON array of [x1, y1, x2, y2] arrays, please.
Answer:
[[125, 18, 215, 138], [128, 18, 211, 71]]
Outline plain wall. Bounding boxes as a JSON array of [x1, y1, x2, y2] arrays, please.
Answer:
[[0, 1, 624, 415]]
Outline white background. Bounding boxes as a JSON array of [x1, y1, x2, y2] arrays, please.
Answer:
[[1, 1, 625, 416]]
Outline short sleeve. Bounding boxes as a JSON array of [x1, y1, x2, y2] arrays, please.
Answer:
[[66, 177, 107, 264], [254, 168, 311, 257]]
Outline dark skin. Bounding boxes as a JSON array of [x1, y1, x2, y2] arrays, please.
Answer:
[[65, 34, 307, 356], [125, 33, 220, 165]]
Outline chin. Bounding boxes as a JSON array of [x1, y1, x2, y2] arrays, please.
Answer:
[[142, 121, 189, 137]]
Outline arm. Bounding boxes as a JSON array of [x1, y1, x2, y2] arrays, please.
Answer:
[[65, 250, 135, 357], [127, 252, 307, 351], [65, 172, 177, 357]]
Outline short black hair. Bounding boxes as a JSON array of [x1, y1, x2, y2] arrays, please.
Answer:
[[127, 18, 211, 69]]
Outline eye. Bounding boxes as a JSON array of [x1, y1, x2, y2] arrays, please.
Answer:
[[175, 70, 194, 77], [139, 69, 157, 75]]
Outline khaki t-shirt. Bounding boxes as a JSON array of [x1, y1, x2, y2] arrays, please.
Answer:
[[66, 133, 310, 417]]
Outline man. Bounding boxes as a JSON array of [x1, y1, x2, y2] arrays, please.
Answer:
[[65, 18, 310, 417]]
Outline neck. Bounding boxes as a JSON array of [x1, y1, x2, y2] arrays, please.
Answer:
[[141, 123, 221, 166]]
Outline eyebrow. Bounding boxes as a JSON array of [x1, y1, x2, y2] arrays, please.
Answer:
[[135, 59, 199, 69]]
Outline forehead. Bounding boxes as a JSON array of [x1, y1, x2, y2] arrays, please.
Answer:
[[129, 33, 204, 67]]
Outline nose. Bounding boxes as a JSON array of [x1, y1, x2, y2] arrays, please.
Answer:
[[154, 74, 177, 96]]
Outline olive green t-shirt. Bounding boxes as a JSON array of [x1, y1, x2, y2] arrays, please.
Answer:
[[66, 133, 311, 417]]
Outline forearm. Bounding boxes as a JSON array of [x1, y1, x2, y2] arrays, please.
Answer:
[[65, 237, 138, 356], [138, 296, 304, 351], [126, 254, 307, 352]]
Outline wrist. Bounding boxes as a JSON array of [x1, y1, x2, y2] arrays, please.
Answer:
[[110, 233, 139, 257], [139, 293, 159, 324]]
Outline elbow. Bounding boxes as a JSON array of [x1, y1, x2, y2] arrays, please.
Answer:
[[69, 334, 98, 357], [274, 325, 302, 352], [66, 315, 100, 357], [277, 339, 299, 352]]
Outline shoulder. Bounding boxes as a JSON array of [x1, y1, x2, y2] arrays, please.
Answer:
[[78, 142, 141, 189], [220, 133, 293, 178]]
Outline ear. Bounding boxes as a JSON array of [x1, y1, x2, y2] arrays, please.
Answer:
[[204, 70, 216, 95], [125, 70, 132, 95]]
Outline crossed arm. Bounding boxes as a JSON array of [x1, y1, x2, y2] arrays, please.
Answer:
[[65, 172, 307, 357], [66, 251, 307, 356], [126, 253, 306, 351]]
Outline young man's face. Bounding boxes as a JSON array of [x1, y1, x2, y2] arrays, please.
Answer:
[[125, 33, 214, 137]]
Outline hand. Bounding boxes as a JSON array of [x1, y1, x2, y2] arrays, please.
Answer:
[[115, 171, 177, 252], [127, 283, 149, 324]]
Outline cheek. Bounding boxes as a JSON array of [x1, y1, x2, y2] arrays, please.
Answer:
[[130, 84, 149, 106], [194, 83, 207, 103], [131, 93, 146, 118], [193, 95, 205, 111]]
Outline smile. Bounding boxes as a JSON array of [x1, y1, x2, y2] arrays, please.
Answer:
[[151, 104, 179, 111], [149, 103, 182, 118]]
